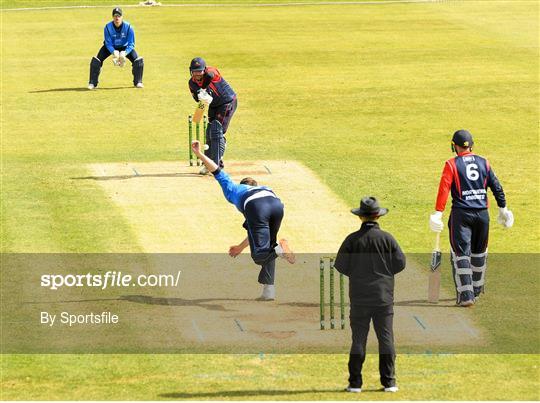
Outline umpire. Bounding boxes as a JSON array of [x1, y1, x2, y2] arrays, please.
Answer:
[[334, 197, 406, 393]]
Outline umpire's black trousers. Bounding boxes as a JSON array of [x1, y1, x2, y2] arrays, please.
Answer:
[[348, 304, 396, 388]]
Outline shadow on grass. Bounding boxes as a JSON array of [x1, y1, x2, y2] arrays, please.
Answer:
[[159, 388, 384, 398], [29, 86, 134, 93], [24, 295, 245, 312], [395, 298, 456, 307], [121, 295, 320, 310], [71, 173, 201, 181], [24, 295, 320, 311]]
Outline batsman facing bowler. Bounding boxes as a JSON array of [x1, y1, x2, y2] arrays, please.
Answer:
[[188, 58, 237, 175]]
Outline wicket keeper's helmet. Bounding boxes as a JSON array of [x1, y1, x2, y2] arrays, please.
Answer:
[[190, 57, 206, 72], [451, 129, 474, 151]]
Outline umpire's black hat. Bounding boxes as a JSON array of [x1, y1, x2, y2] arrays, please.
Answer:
[[452, 129, 474, 148], [112, 7, 123, 16], [351, 196, 388, 217]]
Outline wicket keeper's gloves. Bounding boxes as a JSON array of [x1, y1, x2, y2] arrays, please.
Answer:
[[429, 211, 444, 232], [118, 51, 126, 67], [497, 207, 514, 228], [112, 50, 120, 66]]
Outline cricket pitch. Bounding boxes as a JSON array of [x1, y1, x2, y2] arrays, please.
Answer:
[[80, 160, 485, 352]]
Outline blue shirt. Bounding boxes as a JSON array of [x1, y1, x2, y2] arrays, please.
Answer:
[[104, 21, 135, 54], [213, 169, 273, 214]]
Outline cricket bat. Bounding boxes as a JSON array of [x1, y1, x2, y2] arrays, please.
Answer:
[[428, 232, 442, 303], [192, 101, 206, 124]]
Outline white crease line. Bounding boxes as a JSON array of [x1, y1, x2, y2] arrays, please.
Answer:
[[456, 314, 479, 339], [191, 319, 205, 342]]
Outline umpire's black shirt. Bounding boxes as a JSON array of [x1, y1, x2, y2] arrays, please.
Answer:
[[334, 221, 406, 306]]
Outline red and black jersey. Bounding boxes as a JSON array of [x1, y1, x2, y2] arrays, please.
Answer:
[[435, 151, 506, 211], [188, 66, 236, 107]]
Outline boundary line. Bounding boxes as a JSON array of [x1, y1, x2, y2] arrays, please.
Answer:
[[2, 0, 455, 12]]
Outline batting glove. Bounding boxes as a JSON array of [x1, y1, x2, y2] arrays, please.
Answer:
[[497, 207, 514, 228], [429, 211, 444, 232], [198, 89, 213, 104]]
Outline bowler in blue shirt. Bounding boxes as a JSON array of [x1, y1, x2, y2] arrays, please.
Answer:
[[190, 140, 295, 301]]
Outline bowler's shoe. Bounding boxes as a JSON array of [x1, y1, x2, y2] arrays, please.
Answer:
[[256, 284, 275, 301]]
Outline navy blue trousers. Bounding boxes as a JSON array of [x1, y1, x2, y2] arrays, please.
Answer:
[[96, 45, 139, 64], [208, 97, 237, 134], [243, 196, 284, 285], [204, 98, 237, 165], [448, 208, 489, 301]]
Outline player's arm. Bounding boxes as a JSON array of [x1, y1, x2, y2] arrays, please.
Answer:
[[191, 140, 242, 204], [487, 164, 514, 228], [188, 85, 212, 105], [333, 237, 352, 276], [104, 24, 115, 54], [390, 237, 406, 274], [201, 69, 218, 89], [191, 140, 218, 172], [125, 25, 135, 55], [486, 166, 506, 208], [188, 81, 201, 102], [229, 238, 249, 257], [430, 161, 453, 232], [435, 161, 453, 212]]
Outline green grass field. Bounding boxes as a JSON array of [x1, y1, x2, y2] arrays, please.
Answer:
[[1, 0, 539, 400]]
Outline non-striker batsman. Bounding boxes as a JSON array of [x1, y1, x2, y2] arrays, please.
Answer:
[[429, 130, 513, 306]]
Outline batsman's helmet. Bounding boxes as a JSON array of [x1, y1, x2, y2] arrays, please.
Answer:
[[451, 129, 474, 152], [190, 57, 206, 72]]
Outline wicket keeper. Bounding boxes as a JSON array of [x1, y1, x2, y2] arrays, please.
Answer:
[[188, 58, 237, 174], [191, 140, 294, 300], [88, 7, 144, 90], [429, 130, 514, 307]]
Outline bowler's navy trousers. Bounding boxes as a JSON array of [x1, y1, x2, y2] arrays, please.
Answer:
[[243, 196, 284, 285]]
